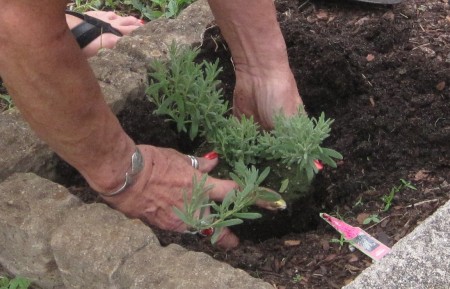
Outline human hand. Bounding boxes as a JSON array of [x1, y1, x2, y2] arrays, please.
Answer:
[[84, 11, 144, 35], [233, 66, 303, 130], [101, 145, 280, 249]]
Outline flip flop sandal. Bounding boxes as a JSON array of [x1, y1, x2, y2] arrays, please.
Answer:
[[65, 10, 123, 49]]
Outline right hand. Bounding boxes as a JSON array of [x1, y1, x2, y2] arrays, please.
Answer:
[[101, 145, 241, 248]]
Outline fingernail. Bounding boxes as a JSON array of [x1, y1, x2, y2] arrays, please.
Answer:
[[139, 19, 145, 24], [270, 199, 287, 210], [199, 227, 214, 237], [203, 151, 218, 160], [314, 160, 324, 171]]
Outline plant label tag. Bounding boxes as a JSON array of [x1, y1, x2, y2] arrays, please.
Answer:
[[320, 213, 391, 261]]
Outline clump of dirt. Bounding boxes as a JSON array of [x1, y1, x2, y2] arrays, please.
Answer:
[[55, 0, 449, 288]]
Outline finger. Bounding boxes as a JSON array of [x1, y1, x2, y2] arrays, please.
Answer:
[[115, 25, 142, 35], [85, 11, 119, 20], [198, 151, 219, 173], [104, 11, 119, 20], [115, 16, 142, 26], [185, 151, 219, 173], [214, 227, 239, 249]]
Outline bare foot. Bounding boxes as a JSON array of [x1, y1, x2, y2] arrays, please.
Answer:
[[66, 11, 143, 57], [233, 65, 303, 130]]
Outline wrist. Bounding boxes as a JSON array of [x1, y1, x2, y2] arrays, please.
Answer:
[[79, 136, 137, 194], [98, 147, 145, 197]]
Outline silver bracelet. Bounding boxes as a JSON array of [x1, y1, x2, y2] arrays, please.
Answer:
[[100, 147, 144, 197]]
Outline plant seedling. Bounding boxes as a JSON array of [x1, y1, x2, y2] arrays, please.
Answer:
[[353, 197, 364, 208], [330, 234, 350, 248], [363, 214, 380, 225], [0, 276, 31, 289], [292, 274, 303, 283], [0, 94, 14, 110], [381, 179, 416, 212]]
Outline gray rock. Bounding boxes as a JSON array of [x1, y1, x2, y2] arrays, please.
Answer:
[[88, 49, 148, 114], [50, 203, 159, 289], [115, 243, 273, 289], [0, 111, 57, 182], [0, 173, 82, 289], [115, 0, 214, 63], [344, 200, 450, 289]]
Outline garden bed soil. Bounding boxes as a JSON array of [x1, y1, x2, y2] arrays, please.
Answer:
[[7, 0, 449, 288]]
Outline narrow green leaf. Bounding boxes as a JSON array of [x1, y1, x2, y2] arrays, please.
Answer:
[[172, 207, 189, 224], [214, 218, 243, 228], [256, 167, 271, 184], [306, 166, 314, 182], [221, 190, 236, 208], [279, 178, 289, 193], [210, 227, 223, 245], [322, 148, 343, 160], [257, 189, 281, 202], [233, 212, 262, 219]]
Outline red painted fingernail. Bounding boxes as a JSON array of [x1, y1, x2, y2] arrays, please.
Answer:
[[199, 228, 214, 237], [314, 160, 324, 171], [203, 151, 218, 160], [139, 19, 145, 24]]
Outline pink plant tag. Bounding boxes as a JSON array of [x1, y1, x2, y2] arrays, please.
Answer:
[[320, 213, 391, 261]]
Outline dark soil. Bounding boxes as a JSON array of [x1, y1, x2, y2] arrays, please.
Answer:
[[5, 0, 448, 288]]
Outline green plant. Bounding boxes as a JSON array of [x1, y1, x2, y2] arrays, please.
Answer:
[[147, 43, 228, 141], [330, 234, 350, 248], [0, 276, 31, 289], [147, 44, 342, 171], [70, 0, 195, 19], [381, 179, 417, 212], [129, 0, 195, 20], [331, 207, 349, 221], [292, 274, 303, 283], [353, 197, 364, 208], [259, 110, 343, 183], [0, 94, 14, 110], [173, 162, 280, 244], [363, 214, 380, 225], [70, 0, 116, 13], [148, 43, 343, 234], [207, 115, 262, 166]]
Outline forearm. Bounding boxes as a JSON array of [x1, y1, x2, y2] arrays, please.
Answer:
[[207, 0, 290, 71], [0, 2, 135, 193]]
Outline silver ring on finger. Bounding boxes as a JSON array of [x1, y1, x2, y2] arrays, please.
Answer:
[[187, 155, 199, 169]]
